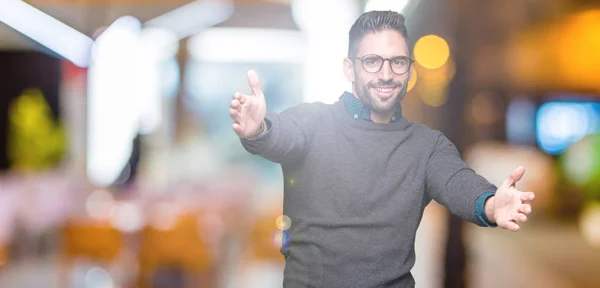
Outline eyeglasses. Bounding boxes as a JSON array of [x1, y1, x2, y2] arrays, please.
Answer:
[[353, 54, 414, 75]]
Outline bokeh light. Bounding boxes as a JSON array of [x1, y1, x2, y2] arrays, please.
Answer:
[[109, 201, 144, 233], [414, 35, 450, 70], [579, 202, 600, 249], [507, 9, 600, 92], [417, 83, 447, 107], [84, 266, 114, 288], [407, 66, 417, 92], [275, 215, 291, 231], [536, 102, 600, 155], [150, 202, 181, 231], [557, 10, 600, 91], [470, 92, 500, 126], [416, 58, 455, 107], [561, 134, 600, 199], [85, 189, 116, 220], [271, 230, 290, 249]]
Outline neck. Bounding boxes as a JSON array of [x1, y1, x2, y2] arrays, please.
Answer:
[[370, 110, 395, 123]]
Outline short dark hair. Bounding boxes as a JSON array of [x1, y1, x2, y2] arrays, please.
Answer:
[[348, 10, 409, 58]]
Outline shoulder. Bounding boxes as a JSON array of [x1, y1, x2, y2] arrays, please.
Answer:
[[407, 123, 456, 151], [408, 123, 443, 140], [281, 101, 335, 118], [292, 101, 333, 112]]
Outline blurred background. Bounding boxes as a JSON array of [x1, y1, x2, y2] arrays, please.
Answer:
[[0, 0, 599, 287]]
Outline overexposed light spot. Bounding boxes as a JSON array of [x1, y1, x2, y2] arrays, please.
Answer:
[[0, 0, 94, 67], [145, 0, 233, 40], [110, 201, 144, 233], [188, 28, 305, 63], [87, 16, 142, 187], [291, 0, 359, 103], [84, 266, 114, 288], [365, 0, 410, 13]]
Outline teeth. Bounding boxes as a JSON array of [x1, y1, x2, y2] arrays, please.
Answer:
[[375, 88, 393, 92]]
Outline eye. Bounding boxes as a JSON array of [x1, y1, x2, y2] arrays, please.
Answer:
[[363, 56, 381, 66], [392, 58, 408, 66], [365, 58, 377, 65]]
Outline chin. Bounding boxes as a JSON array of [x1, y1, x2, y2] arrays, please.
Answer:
[[370, 95, 399, 110]]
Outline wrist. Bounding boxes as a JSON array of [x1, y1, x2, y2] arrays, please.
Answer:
[[246, 119, 266, 140], [484, 195, 496, 224]]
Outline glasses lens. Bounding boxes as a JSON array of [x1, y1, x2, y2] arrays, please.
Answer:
[[391, 57, 410, 74], [361, 55, 383, 73]]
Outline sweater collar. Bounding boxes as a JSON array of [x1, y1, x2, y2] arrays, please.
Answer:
[[340, 91, 403, 123]]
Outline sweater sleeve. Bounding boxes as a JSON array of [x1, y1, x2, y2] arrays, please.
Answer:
[[425, 133, 498, 226], [240, 103, 322, 165]]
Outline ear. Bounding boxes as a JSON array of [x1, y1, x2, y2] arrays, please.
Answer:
[[343, 57, 355, 82]]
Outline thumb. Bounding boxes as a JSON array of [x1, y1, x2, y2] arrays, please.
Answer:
[[505, 165, 525, 188], [247, 70, 264, 99]]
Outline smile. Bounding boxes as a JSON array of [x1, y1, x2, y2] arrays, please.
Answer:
[[375, 87, 395, 93]]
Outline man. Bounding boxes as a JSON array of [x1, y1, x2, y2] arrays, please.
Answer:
[[229, 10, 535, 288]]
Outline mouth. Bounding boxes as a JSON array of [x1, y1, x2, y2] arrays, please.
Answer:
[[371, 86, 398, 99]]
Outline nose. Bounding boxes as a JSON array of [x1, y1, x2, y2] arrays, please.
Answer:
[[379, 59, 394, 81]]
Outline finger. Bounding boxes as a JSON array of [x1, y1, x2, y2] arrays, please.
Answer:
[[519, 203, 532, 215], [504, 165, 525, 188], [519, 191, 535, 202], [229, 108, 241, 123], [497, 217, 520, 231], [506, 221, 520, 232], [231, 100, 242, 113], [232, 123, 243, 135], [231, 99, 241, 109], [247, 70, 264, 99], [233, 92, 248, 104], [513, 212, 528, 223]]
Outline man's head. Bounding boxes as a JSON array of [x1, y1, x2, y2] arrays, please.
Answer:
[[344, 11, 413, 116]]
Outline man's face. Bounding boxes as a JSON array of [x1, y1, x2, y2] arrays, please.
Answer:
[[344, 30, 412, 114]]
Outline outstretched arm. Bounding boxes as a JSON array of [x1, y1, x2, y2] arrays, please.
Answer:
[[425, 134, 535, 230], [231, 70, 318, 164]]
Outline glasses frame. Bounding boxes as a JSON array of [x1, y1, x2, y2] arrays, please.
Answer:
[[352, 54, 414, 75]]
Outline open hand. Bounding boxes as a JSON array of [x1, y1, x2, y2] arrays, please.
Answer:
[[491, 166, 535, 231], [230, 70, 267, 139]]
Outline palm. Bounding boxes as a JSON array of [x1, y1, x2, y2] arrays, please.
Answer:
[[239, 90, 266, 134], [494, 186, 521, 221], [230, 70, 267, 139], [492, 166, 536, 231]]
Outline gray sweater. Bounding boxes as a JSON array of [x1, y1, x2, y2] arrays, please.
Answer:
[[241, 99, 496, 288]]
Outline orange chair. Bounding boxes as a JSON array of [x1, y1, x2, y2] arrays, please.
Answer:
[[137, 213, 215, 288], [62, 220, 123, 261], [59, 220, 124, 287], [0, 243, 6, 268]]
